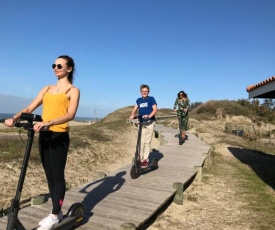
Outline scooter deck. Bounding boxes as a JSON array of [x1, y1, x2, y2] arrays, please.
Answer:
[[130, 158, 158, 179], [33, 216, 81, 230], [139, 162, 158, 171], [33, 202, 85, 230], [52, 216, 78, 230]]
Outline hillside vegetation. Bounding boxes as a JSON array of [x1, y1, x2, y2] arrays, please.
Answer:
[[150, 100, 275, 230]]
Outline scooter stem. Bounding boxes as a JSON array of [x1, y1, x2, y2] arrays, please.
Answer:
[[6, 128, 35, 230]]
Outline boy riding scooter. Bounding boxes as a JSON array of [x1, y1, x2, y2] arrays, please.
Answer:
[[130, 84, 158, 168]]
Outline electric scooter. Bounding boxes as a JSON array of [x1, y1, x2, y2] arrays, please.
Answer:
[[130, 116, 158, 179], [6, 113, 85, 230], [179, 130, 185, 146], [176, 113, 186, 145]]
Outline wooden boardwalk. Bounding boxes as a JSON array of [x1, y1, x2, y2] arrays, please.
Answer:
[[0, 124, 209, 230]]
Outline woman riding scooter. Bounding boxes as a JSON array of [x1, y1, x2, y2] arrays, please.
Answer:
[[173, 90, 190, 145]]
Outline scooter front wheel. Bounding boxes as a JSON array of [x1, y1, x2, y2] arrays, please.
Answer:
[[130, 166, 140, 179]]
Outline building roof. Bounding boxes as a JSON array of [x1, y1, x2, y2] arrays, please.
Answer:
[[246, 76, 275, 99]]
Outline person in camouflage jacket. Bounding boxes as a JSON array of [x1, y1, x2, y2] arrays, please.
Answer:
[[173, 90, 190, 144]]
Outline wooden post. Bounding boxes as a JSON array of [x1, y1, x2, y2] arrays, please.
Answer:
[[269, 123, 271, 145], [96, 172, 107, 179], [195, 166, 202, 182], [260, 124, 262, 141], [173, 182, 183, 205], [120, 223, 137, 230], [31, 195, 46, 206]]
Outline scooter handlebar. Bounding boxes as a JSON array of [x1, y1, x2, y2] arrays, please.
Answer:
[[129, 116, 143, 123], [14, 122, 49, 131], [14, 122, 31, 129], [132, 116, 142, 120]]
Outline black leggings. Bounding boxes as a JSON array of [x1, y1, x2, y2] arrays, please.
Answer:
[[39, 131, 69, 215]]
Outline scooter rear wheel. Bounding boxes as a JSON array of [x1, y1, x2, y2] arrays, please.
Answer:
[[67, 202, 86, 228], [130, 166, 140, 179]]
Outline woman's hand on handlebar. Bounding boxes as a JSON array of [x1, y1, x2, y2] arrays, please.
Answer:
[[4, 117, 15, 127], [33, 122, 51, 132]]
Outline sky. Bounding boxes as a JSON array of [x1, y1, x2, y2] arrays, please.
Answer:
[[1, 0, 275, 118]]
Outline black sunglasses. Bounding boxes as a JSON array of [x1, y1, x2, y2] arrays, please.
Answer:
[[52, 64, 63, 69]]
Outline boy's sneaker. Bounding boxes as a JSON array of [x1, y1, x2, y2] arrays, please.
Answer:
[[140, 160, 148, 169], [37, 214, 60, 230]]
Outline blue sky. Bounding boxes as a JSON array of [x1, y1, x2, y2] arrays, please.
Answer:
[[1, 0, 275, 118]]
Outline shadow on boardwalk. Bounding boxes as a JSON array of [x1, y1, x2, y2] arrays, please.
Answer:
[[79, 149, 164, 226], [79, 171, 126, 224]]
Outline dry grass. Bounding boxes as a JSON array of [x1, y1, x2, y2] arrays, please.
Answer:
[[148, 109, 275, 230]]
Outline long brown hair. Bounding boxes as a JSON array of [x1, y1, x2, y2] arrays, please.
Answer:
[[58, 55, 75, 84], [177, 90, 188, 99]]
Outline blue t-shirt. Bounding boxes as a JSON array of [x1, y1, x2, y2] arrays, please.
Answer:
[[136, 96, 157, 122]]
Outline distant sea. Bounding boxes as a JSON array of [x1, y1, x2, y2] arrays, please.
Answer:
[[0, 113, 94, 122]]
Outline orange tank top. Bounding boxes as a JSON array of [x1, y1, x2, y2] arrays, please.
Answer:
[[42, 86, 71, 132]]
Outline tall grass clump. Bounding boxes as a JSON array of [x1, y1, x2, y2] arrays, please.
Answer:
[[0, 135, 40, 163], [193, 100, 253, 118]]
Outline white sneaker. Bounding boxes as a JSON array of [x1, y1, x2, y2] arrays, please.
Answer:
[[37, 214, 59, 230], [38, 214, 51, 226], [38, 211, 63, 226]]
